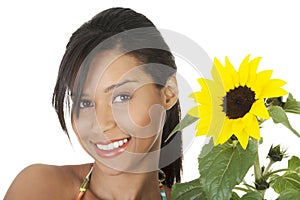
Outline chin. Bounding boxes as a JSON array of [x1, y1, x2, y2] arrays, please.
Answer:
[[94, 150, 160, 174]]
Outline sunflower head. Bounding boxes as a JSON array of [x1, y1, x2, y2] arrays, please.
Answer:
[[188, 55, 287, 149]]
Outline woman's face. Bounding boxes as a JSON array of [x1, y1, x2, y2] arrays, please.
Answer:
[[71, 51, 172, 173]]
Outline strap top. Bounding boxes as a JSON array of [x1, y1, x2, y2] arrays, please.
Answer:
[[76, 167, 167, 200]]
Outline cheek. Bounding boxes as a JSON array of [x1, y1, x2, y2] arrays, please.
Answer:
[[71, 110, 94, 139], [71, 115, 78, 135], [128, 88, 164, 126], [113, 96, 166, 139], [136, 133, 162, 151], [129, 100, 154, 126], [71, 116, 84, 141]]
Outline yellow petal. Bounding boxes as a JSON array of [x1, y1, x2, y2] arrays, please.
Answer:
[[235, 129, 249, 149], [225, 56, 240, 88], [217, 118, 233, 144], [246, 57, 261, 87], [238, 54, 251, 86], [199, 106, 213, 120], [195, 121, 209, 136], [189, 91, 211, 105], [222, 71, 236, 92], [243, 113, 260, 140], [212, 58, 234, 92], [190, 77, 225, 107], [231, 118, 245, 133], [210, 119, 227, 145], [230, 118, 250, 149], [195, 111, 217, 136], [251, 70, 273, 99], [250, 99, 270, 119], [197, 78, 208, 89], [207, 110, 226, 138], [198, 78, 226, 97], [259, 79, 288, 98], [211, 58, 224, 86]]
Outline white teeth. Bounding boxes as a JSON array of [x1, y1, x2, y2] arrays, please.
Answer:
[[108, 143, 114, 150], [113, 141, 119, 148], [103, 145, 108, 151], [96, 138, 129, 151]]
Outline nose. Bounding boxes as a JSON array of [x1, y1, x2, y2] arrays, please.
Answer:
[[91, 102, 116, 134]]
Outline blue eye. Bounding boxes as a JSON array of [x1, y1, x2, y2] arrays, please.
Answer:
[[112, 94, 131, 103], [79, 100, 94, 108]]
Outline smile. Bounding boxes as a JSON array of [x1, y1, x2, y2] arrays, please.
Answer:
[[96, 138, 129, 151], [94, 137, 131, 158]]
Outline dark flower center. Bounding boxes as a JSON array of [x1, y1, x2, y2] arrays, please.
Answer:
[[222, 86, 255, 119]]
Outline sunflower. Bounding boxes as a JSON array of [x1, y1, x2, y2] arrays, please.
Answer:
[[188, 55, 287, 149]]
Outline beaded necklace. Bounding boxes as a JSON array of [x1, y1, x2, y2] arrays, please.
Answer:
[[76, 167, 167, 200]]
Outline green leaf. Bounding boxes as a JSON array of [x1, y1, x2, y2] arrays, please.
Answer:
[[198, 138, 214, 159], [240, 192, 262, 200], [268, 105, 300, 138], [283, 93, 300, 114], [271, 173, 300, 193], [277, 189, 300, 200], [198, 140, 257, 200], [171, 178, 207, 200], [271, 157, 300, 193], [288, 156, 300, 172], [165, 114, 198, 142]]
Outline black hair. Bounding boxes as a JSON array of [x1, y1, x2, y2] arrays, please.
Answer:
[[52, 7, 182, 188]]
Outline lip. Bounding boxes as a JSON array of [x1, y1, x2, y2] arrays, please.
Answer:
[[93, 137, 131, 158]]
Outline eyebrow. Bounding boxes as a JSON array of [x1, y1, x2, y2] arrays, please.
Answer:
[[104, 79, 138, 93]]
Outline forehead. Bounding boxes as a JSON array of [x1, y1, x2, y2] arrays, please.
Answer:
[[82, 51, 151, 92]]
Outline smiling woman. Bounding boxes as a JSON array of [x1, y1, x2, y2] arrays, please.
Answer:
[[4, 7, 182, 200]]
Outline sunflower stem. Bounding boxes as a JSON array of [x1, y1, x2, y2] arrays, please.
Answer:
[[262, 159, 274, 176], [253, 139, 267, 199], [264, 168, 298, 179], [254, 139, 262, 181], [234, 186, 253, 193]]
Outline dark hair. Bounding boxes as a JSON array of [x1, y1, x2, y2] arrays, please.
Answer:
[[52, 7, 182, 187]]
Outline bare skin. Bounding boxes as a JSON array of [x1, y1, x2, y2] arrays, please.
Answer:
[[5, 163, 171, 200]]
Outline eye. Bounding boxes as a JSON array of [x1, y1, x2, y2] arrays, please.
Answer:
[[112, 94, 131, 103], [79, 99, 94, 108]]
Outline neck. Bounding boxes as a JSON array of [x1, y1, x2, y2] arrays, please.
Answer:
[[89, 163, 162, 200]]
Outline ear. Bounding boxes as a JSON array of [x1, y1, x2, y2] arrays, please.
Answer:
[[161, 75, 178, 110]]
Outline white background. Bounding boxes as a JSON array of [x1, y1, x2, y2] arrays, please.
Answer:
[[1, 1, 300, 199]]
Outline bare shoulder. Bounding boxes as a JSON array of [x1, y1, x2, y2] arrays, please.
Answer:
[[4, 163, 92, 200]]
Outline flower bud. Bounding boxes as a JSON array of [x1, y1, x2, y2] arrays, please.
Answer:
[[267, 145, 286, 162], [255, 178, 269, 190]]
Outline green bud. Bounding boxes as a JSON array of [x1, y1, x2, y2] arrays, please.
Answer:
[[267, 145, 286, 162], [255, 178, 269, 190]]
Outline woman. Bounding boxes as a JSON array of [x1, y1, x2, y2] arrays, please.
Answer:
[[5, 7, 182, 200]]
